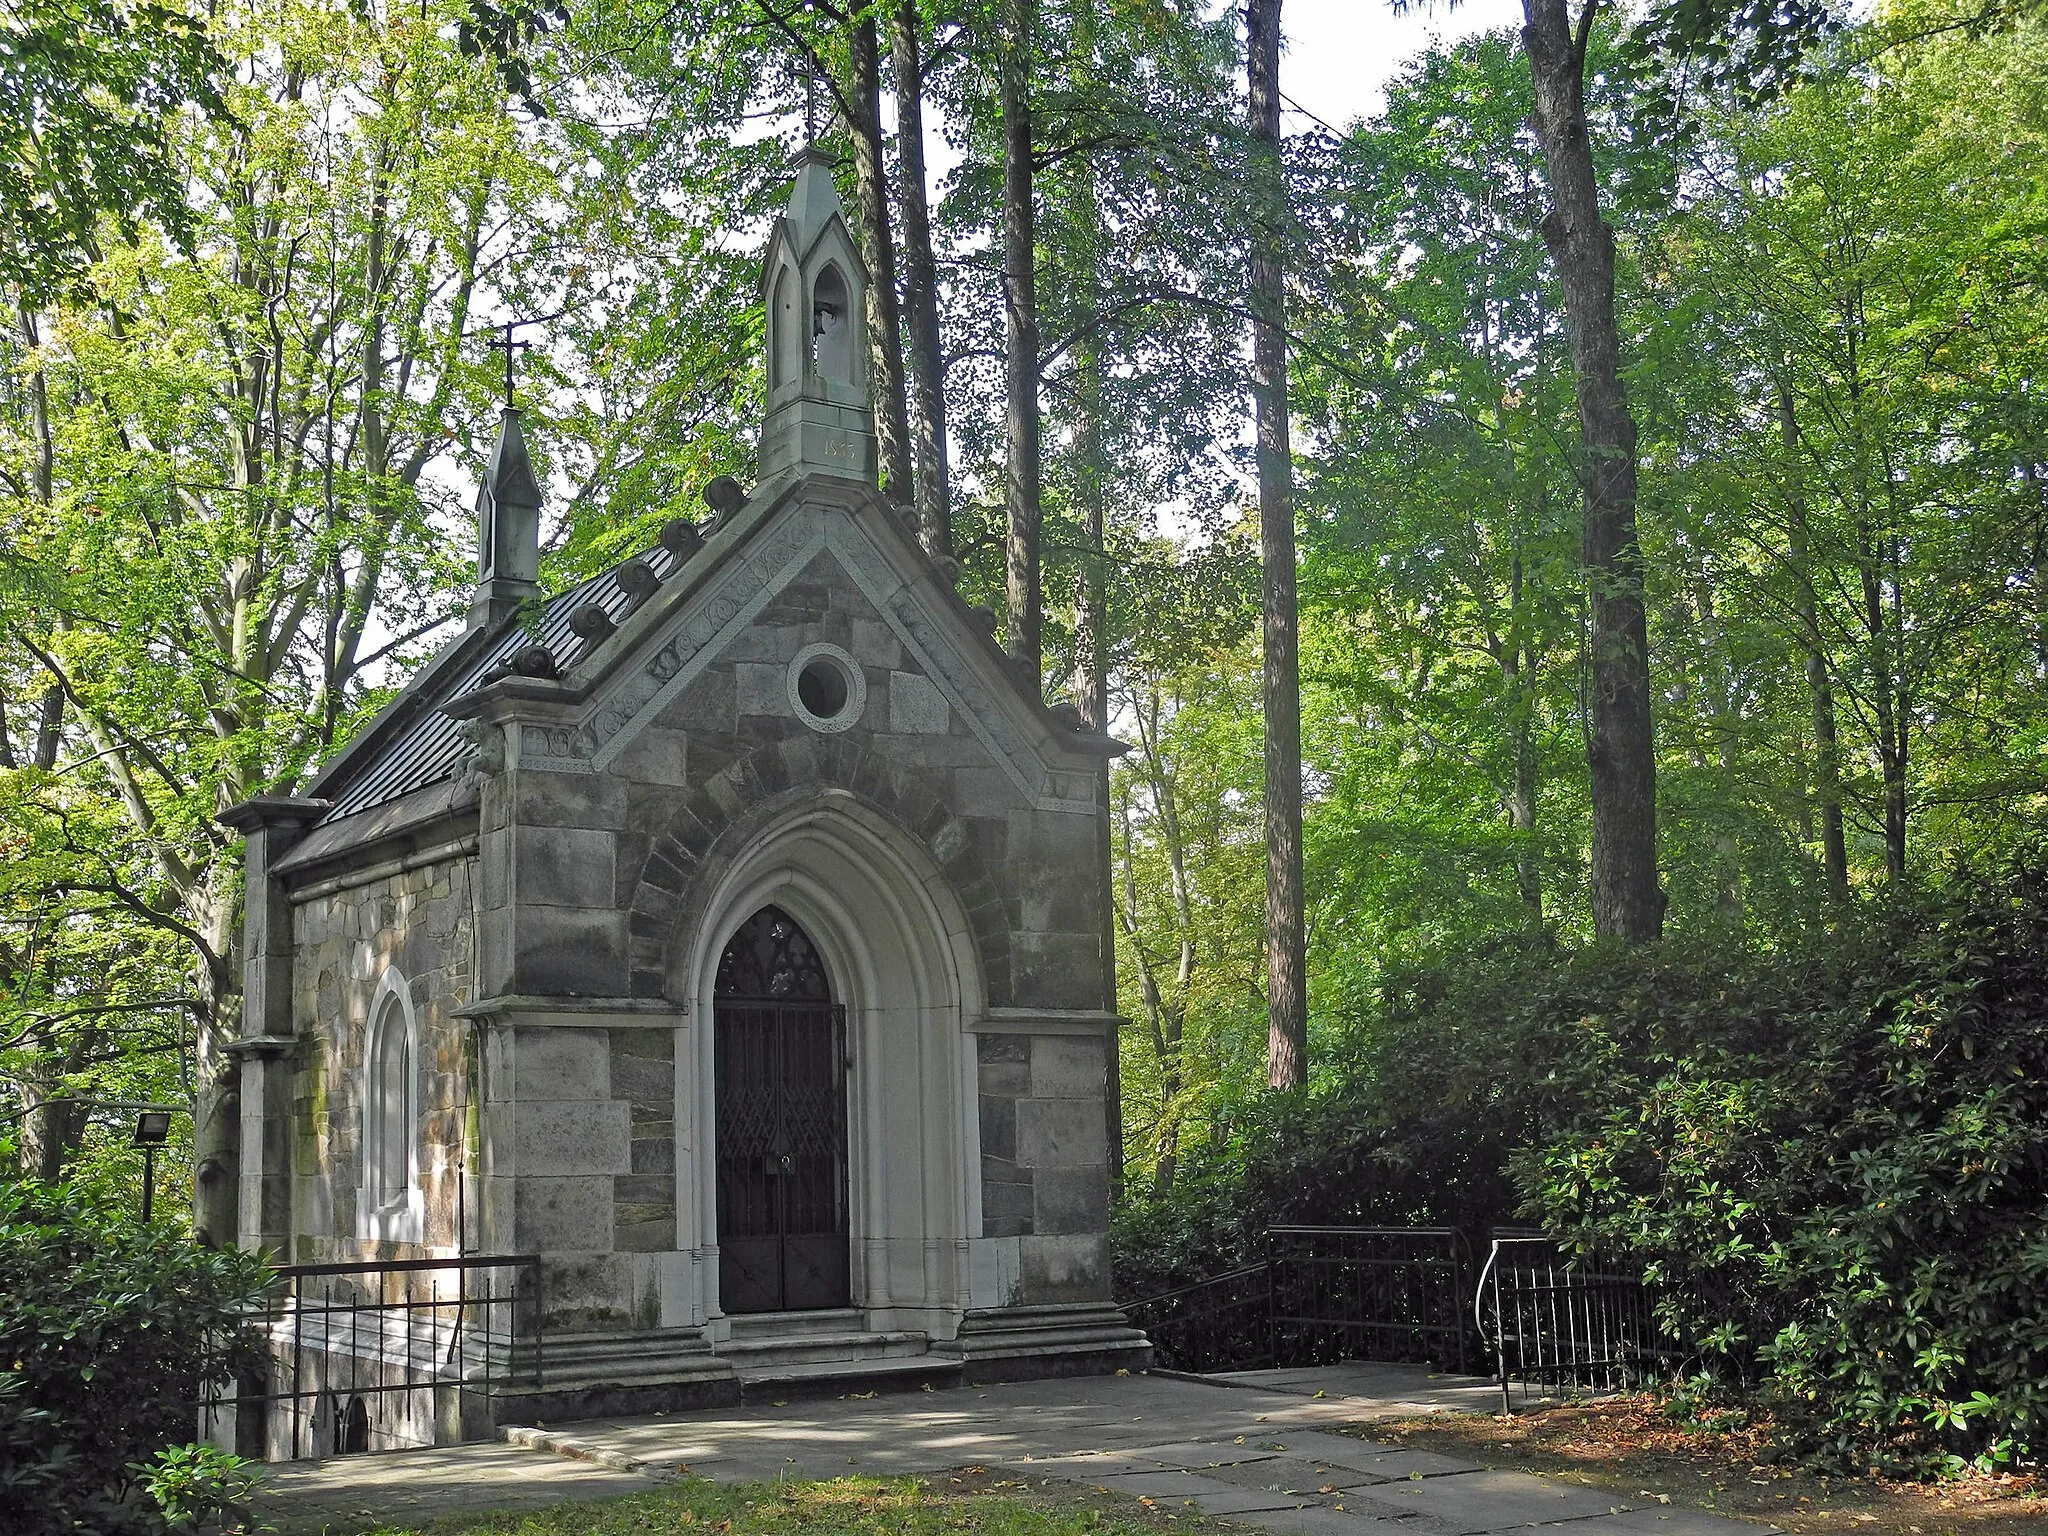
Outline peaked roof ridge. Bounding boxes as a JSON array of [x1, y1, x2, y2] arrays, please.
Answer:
[[309, 524, 697, 823]]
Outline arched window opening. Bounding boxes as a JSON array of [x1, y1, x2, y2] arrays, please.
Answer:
[[360, 970, 421, 1242], [770, 264, 800, 391], [716, 905, 831, 1000], [810, 265, 853, 384]]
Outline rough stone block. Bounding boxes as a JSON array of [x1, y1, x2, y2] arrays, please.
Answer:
[[630, 1134, 675, 1174], [538, 1252, 636, 1329], [615, 1208, 676, 1252], [1011, 931, 1104, 1011], [977, 1032, 1030, 1064], [609, 1046, 676, 1109], [1018, 1232, 1110, 1301], [509, 907, 628, 995], [1032, 1165, 1108, 1236], [517, 826, 616, 908], [515, 1175, 614, 1250], [888, 671, 950, 735], [613, 1173, 674, 1206], [982, 1158, 1035, 1239], [1016, 1098, 1107, 1168], [952, 765, 1015, 812], [609, 726, 690, 788], [1031, 1035, 1106, 1099], [977, 1094, 1016, 1159], [979, 1059, 1030, 1098], [735, 661, 788, 716], [510, 1027, 610, 1102], [511, 1099, 631, 1175], [511, 769, 628, 829], [850, 618, 900, 668]]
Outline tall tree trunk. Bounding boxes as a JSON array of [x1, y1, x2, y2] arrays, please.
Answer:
[[890, 0, 952, 558], [999, 0, 1042, 686], [1781, 380, 1847, 901], [847, 16, 914, 502], [1521, 0, 1661, 941], [1069, 147, 1120, 1187], [1246, 0, 1306, 1086], [1504, 561, 1544, 927], [191, 882, 242, 1245]]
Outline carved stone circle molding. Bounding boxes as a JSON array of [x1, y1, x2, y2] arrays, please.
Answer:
[[786, 643, 865, 733]]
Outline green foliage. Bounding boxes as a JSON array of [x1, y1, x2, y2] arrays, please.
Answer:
[[1521, 859, 2048, 1477], [0, 1179, 274, 1534], [136, 1443, 264, 1534], [1122, 853, 2048, 1476], [0, 0, 228, 302]]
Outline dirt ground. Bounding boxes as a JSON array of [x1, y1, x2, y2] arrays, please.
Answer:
[[1347, 1399, 2044, 1536]]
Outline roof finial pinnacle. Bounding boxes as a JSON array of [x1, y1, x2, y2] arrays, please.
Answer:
[[487, 320, 532, 409]]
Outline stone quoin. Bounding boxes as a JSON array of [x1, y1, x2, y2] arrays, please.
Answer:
[[219, 150, 1146, 1457]]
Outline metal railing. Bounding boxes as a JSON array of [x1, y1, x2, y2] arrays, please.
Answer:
[[209, 1254, 542, 1460], [1474, 1234, 1676, 1411], [1270, 1226, 1475, 1373], [1123, 1261, 1278, 1373], [1122, 1226, 1476, 1375]]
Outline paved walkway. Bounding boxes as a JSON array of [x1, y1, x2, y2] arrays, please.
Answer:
[[254, 1366, 1775, 1536]]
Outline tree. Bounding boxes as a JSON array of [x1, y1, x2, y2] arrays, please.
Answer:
[[1519, 0, 1663, 940], [0, 0, 226, 303], [891, 0, 954, 556], [1000, 0, 1045, 685], [1244, 0, 1307, 1084]]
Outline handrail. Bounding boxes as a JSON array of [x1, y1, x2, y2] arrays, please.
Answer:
[[270, 1253, 541, 1279], [1124, 1261, 1270, 1312]]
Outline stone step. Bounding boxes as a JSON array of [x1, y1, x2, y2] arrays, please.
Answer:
[[717, 1328, 929, 1371], [734, 1352, 966, 1399], [724, 1307, 864, 1341]]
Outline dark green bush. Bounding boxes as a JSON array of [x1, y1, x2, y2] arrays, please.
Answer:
[[1115, 857, 2048, 1476], [1521, 867, 2048, 1477], [0, 1179, 276, 1534]]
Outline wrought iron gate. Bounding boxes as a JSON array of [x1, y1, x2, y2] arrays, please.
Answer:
[[714, 999, 850, 1312]]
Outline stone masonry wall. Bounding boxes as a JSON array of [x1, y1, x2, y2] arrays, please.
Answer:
[[289, 855, 476, 1261], [976, 1032, 1112, 1301], [479, 1020, 676, 1331]]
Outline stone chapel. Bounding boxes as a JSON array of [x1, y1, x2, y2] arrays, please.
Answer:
[[220, 151, 1147, 1450]]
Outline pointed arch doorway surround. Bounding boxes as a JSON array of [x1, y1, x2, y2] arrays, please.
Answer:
[[676, 794, 984, 1339], [714, 905, 851, 1313]]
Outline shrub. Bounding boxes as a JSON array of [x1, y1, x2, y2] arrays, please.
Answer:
[[0, 1179, 276, 1534], [1114, 854, 2048, 1476], [1521, 866, 2048, 1477]]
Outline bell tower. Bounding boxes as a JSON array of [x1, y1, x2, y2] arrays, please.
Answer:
[[758, 149, 878, 484]]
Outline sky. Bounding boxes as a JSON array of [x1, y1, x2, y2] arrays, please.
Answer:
[[1277, 0, 1525, 129]]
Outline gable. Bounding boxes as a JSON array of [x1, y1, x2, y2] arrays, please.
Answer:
[[537, 494, 1099, 815]]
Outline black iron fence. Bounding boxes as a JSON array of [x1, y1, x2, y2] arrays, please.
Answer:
[[1124, 1226, 1678, 1404], [1473, 1234, 1679, 1410], [208, 1255, 542, 1460], [1123, 1227, 1476, 1375]]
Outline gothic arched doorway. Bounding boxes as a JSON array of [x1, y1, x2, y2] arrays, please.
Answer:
[[713, 905, 850, 1312]]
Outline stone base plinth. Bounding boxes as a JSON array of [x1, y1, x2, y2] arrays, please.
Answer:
[[939, 1302, 1152, 1384]]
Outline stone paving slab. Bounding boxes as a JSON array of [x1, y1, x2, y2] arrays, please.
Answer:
[[251, 1365, 1778, 1536], [1210, 1364, 1504, 1419], [252, 1441, 657, 1532], [1340, 1467, 1643, 1533]]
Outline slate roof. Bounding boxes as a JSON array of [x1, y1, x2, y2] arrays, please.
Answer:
[[316, 538, 688, 825]]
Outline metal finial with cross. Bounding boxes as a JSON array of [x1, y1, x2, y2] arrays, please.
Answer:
[[488, 321, 532, 408]]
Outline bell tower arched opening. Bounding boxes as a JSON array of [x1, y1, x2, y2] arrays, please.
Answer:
[[712, 905, 850, 1313], [810, 264, 853, 384]]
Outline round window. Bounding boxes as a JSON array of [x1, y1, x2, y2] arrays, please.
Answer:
[[786, 644, 866, 733]]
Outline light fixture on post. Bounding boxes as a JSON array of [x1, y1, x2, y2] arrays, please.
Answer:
[[132, 1109, 173, 1222]]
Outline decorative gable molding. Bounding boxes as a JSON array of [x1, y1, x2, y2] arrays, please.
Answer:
[[497, 497, 1097, 815]]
